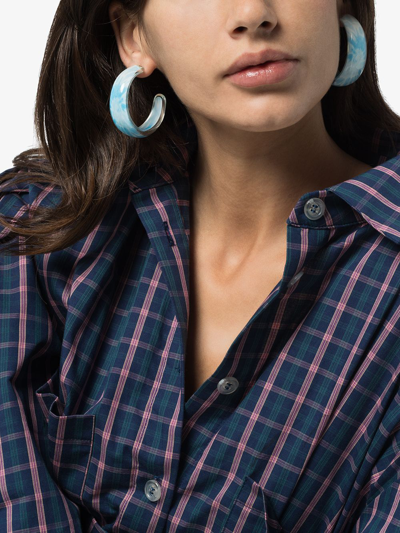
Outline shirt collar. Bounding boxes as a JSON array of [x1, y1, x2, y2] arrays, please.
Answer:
[[326, 127, 400, 245], [129, 115, 400, 246]]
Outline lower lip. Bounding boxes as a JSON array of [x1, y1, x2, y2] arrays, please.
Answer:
[[226, 59, 298, 87]]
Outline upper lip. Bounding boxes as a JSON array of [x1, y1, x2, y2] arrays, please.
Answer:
[[224, 48, 297, 76]]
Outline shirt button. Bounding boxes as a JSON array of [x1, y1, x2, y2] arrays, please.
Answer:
[[288, 270, 304, 287], [217, 377, 239, 395], [304, 198, 325, 220], [144, 479, 161, 502]]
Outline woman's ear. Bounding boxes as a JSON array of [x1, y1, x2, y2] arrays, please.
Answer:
[[109, 1, 138, 68], [108, 1, 157, 76]]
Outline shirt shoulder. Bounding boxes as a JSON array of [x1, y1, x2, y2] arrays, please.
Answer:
[[0, 167, 62, 235]]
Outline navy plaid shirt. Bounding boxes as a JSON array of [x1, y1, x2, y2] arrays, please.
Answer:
[[0, 118, 400, 532]]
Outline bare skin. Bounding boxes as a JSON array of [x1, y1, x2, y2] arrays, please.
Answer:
[[185, 230, 289, 402], [108, 0, 373, 401], [185, 159, 371, 402]]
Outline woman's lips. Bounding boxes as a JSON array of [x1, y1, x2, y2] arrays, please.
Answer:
[[225, 59, 299, 88]]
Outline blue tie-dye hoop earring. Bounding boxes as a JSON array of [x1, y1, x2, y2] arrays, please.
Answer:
[[109, 14, 367, 138], [332, 14, 367, 87], [109, 64, 166, 138]]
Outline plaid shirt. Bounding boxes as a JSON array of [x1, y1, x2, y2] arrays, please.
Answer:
[[1, 118, 400, 533]]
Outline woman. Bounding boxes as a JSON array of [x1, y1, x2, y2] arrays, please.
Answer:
[[0, 0, 399, 531]]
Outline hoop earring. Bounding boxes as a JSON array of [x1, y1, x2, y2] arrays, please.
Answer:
[[109, 65, 167, 138], [332, 14, 367, 87]]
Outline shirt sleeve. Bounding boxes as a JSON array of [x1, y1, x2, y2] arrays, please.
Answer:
[[0, 171, 84, 532], [347, 396, 400, 532]]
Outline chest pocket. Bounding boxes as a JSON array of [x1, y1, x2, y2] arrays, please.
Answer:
[[223, 475, 283, 533], [35, 373, 96, 504]]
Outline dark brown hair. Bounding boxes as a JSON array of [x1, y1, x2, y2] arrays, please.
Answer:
[[1, 0, 400, 256]]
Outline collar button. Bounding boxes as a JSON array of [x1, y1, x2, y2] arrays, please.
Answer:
[[304, 198, 326, 220]]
